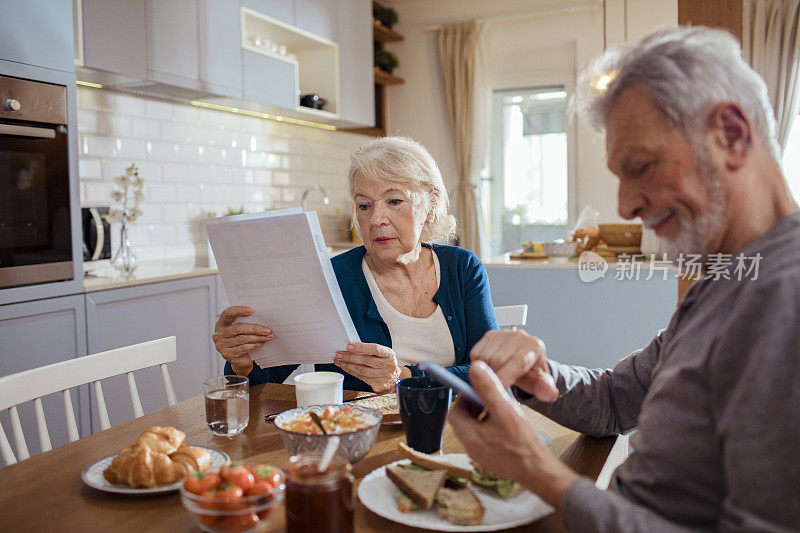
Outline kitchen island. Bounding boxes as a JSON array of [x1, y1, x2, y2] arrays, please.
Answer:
[[485, 256, 677, 370]]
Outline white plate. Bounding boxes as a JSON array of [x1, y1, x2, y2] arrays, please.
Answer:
[[81, 446, 230, 495], [358, 454, 553, 532]]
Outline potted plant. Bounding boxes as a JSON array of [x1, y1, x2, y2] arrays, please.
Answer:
[[375, 50, 399, 74], [373, 5, 398, 29]]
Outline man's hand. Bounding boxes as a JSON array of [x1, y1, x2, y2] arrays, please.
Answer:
[[334, 342, 410, 393], [212, 306, 273, 376], [470, 330, 558, 402], [448, 361, 579, 508]]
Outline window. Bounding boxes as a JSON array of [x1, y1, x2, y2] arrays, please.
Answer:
[[486, 87, 569, 255], [781, 115, 800, 203]]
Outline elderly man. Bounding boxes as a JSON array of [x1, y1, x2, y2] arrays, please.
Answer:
[[449, 26, 800, 532]]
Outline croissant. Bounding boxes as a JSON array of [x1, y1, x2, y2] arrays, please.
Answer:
[[170, 444, 211, 472], [136, 426, 185, 455], [103, 443, 187, 488]]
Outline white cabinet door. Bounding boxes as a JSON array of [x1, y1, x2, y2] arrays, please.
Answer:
[[147, 0, 200, 86], [294, 0, 336, 41], [242, 0, 294, 26], [81, 0, 147, 79], [0, 0, 74, 72], [336, 0, 374, 127], [0, 296, 89, 457], [199, 0, 243, 97], [84, 276, 217, 432]]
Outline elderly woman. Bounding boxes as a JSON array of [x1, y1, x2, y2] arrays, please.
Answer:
[[213, 136, 498, 392]]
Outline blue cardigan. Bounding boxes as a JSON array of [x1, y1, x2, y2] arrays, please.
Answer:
[[223, 243, 498, 391]]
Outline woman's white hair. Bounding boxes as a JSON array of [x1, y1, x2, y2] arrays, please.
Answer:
[[347, 136, 456, 242], [572, 26, 780, 161]]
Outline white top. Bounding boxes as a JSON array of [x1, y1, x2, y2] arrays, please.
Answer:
[[361, 251, 456, 367]]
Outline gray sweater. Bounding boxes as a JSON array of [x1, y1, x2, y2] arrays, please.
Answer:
[[523, 212, 800, 532]]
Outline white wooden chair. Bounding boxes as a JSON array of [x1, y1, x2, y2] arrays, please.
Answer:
[[0, 336, 177, 465], [494, 304, 528, 331]]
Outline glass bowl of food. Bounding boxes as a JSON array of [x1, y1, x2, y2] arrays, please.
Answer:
[[180, 463, 285, 533], [274, 404, 382, 464]]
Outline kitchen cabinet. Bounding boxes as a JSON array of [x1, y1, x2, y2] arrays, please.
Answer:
[[84, 276, 217, 432], [199, 0, 243, 97], [147, 0, 199, 87], [242, 0, 294, 26], [336, 0, 375, 127], [485, 265, 676, 370], [0, 296, 89, 457], [242, 50, 297, 109], [0, 0, 74, 73], [295, 0, 336, 41], [78, 0, 148, 79]]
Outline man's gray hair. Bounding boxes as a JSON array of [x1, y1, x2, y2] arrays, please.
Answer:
[[573, 26, 780, 160], [347, 136, 456, 241]]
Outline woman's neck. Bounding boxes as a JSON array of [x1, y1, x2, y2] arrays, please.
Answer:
[[365, 244, 430, 281]]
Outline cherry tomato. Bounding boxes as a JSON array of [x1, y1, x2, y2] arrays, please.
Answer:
[[245, 480, 275, 498], [220, 463, 256, 491], [249, 465, 283, 489], [215, 484, 247, 512], [183, 470, 221, 495], [218, 512, 259, 532], [198, 489, 220, 526]]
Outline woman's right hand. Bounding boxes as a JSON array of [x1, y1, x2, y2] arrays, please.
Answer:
[[212, 306, 273, 376]]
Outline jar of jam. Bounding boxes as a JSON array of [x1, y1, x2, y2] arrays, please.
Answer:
[[285, 452, 354, 533]]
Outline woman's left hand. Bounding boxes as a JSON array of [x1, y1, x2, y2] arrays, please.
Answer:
[[334, 342, 410, 393]]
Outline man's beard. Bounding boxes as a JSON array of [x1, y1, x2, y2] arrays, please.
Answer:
[[661, 148, 727, 261]]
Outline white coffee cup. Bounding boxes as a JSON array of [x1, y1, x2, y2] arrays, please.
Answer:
[[294, 371, 344, 407]]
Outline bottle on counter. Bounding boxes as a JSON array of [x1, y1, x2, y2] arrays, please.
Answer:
[[285, 452, 354, 533]]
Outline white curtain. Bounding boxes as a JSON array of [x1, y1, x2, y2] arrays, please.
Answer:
[[743, 0, 800, 151], [438, 20, 488, 257]]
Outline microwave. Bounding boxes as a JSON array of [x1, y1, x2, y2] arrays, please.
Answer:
[[81, 206, 111, 264]]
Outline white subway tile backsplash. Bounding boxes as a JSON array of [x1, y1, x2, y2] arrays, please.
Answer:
[[131, 118, 160, 139], [145, 99, 173, 120], [78, 87, 365, 263], [79, 159, 102, 179], [148, 183, 177, 203], [147, 141, 175, 162], [83, 135, 117, 158], [160, 121, 188, 142]]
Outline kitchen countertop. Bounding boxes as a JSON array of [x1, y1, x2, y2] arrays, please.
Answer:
[[82, 260, 219, 292], [82, 244, 359, 292]]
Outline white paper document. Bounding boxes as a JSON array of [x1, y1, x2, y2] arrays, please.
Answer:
[[205, 208, 360, 367]]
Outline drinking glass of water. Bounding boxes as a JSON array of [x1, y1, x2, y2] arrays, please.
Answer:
[[203, 375, 249, 437]]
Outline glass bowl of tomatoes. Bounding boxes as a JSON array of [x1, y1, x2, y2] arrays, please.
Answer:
[[180, 462, 285, 533]]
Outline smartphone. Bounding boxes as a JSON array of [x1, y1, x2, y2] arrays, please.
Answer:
[[419, 361, 486, 419], [419, 361, 552, 445]]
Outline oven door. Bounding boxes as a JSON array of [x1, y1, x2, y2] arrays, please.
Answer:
[[0, 122, 74, 289]]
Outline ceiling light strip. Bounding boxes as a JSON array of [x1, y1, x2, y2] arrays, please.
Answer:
[[190, 100, 337, 131]]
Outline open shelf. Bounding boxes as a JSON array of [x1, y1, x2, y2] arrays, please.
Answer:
[[374, 66, 404, 85], [373, 20, 404, 43], [241, 7, 340, 117]]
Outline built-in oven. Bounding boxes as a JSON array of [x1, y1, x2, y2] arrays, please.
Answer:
[[0, 74, 74, 289]]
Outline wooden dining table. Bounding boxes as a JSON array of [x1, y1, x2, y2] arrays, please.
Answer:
[[0, 383, 615, 532]]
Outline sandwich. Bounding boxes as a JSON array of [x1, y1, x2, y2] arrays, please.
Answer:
[[396, 442, 473, 479], [470, 461, 523, 499], [435, 487, 485, 526], [385, 463, 446, 511]]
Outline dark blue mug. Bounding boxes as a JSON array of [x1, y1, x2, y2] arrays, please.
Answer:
[[396, 376, 452, 453]]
